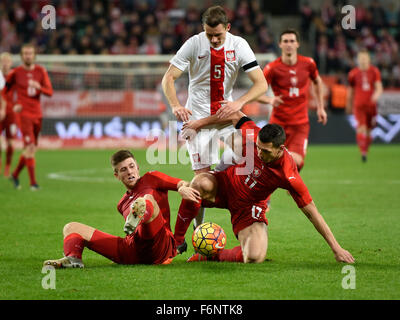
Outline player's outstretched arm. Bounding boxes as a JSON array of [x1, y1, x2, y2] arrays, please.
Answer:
[[301, 202, 355, 263], [162, 64, 192, 122], [313, 76, 327, 125]]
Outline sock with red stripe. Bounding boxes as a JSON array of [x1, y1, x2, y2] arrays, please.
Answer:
[[174, 199, 202, 245], [138, 200, 166, 240], [63, 233, 85, 259]]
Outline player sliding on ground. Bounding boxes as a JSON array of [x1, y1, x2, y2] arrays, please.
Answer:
[[174, 112, 355, 264], [43, 150, 200, 268]]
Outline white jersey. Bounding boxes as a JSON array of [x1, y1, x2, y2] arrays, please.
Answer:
[[0, 70, 5, 90], [170, 32, 259, 120]]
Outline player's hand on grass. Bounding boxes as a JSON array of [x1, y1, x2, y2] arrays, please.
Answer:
[[216, 100, 243, 120], [178, 186, 202, 203], [334, 248, 355, 264], [317, 108, 328, 125], [172, 106, 192, 122]]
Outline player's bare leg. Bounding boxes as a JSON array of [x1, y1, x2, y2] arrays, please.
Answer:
[[43, 222, 95, 268], [238, 222, 268, 263], [289, 151, 304, 172], [175, 172, 218, 253], [193, 166, 211, 228]]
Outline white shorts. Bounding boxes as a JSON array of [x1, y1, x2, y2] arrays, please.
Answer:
[[186, 124, 236, 171]]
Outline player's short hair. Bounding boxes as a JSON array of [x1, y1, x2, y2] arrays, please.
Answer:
[[358, 48, 370, 56], [20, 43, 36, 53], [202, 6, 229, 27], [111, 150, 137, 170], [279, 28, 300, 43], [258, 124, 286, 148]]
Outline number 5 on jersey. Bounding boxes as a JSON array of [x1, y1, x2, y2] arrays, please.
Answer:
[[214, 64, 222, 79]]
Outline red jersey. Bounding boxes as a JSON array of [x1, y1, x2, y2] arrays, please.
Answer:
[[227, 119, 312, 208], [1, 72, 16, 114], [263, 55, 319, 125], [348, 66, 381, 109], [5, 64, 53, 119], [117, 171, 181, 231]]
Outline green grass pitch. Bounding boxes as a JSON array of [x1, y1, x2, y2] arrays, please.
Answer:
[[0, 145, 399, 300]]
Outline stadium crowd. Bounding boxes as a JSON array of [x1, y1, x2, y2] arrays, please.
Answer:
[[0, 0, 277, 56], [301, 0, 400, 87], [1, 0, 398, 87]]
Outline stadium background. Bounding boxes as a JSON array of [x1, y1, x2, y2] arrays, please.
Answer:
[[1, 0, 400, 149]]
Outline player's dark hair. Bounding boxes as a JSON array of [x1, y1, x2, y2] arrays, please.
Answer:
[[202, 6, 229, 27], [279, 28, 300, 43], [258, 124, 286, 148], [111, 150, 136, 169]]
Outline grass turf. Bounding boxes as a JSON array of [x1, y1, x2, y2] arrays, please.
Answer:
[[0, 145, 399, 300]]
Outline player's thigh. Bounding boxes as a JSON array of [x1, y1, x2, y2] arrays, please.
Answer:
[[191, 172, 218, 201], [238, 222, 268, 263], [284, 124, 309, 158], [186, 125, 235, 170]]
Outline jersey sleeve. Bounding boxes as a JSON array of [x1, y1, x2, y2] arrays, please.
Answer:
[[4, 69, 16, 93], [262, 63, 273, 84], [169, 36, 195, 72], [0, 71, 5, 90], [236, 37, 259, 73], [308, 57, 319, 81], [39, 67, 53, 96], [373, 66, 381, 83], [146, 171, 182, 191], [282, 155, 313, 207], [348, 69, 356, 87], [235, 116, 260, 143]]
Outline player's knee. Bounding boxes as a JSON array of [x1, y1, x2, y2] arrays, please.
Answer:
[[244, 250, 266, 264], [190, 173, 216, 200], [63, 222, 80, 237]]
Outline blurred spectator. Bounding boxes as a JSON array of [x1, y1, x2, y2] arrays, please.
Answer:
[[309, 0, 400, 87]]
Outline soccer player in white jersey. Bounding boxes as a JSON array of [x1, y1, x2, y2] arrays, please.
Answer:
[[162, 6, 267, 253]]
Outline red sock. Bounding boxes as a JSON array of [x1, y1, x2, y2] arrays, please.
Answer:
[[215, 246, 243, 262], [12, 155, 26, 178], [63, 233, 85, 259], [25, 157, 37, 185], [174, 199, 201, 245], [356, 133, 368, 155], [6, 145, 13, 166]]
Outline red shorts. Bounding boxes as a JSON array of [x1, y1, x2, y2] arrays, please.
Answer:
[[354, 107, 377, 129], [202, 170, 268, 237], [20, 116, 42, 146], [279, 123, 310, 158], [86, 212, 176, 265], [0, 112, 18, 139]]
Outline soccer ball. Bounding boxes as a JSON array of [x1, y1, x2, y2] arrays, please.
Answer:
[[192, 222, 226, 257]]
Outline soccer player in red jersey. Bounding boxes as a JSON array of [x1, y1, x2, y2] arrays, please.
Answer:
[[43, 150, 201, 268], [346, 49, 383, 162], [4, 44, 53, 190], [174, 112, 354, 264], [0, 52, 18, 177], [259, 29, 327, 171]]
